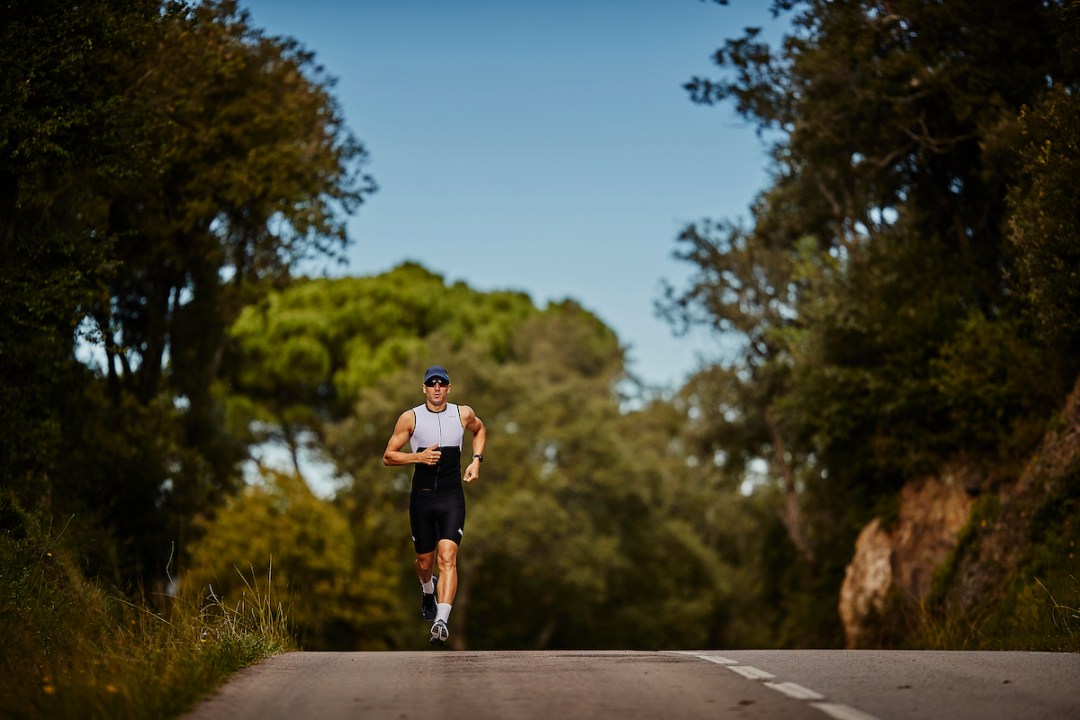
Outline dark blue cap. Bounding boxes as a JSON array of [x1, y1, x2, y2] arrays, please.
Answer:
[[424, 365, 450, 383]]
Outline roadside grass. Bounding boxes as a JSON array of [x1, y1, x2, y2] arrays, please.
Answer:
[[913, 574, 1080, 652], [975, 470, 1080, 651], [910, 459, 1080, 652], [913, 504, 1080, 651], [1025, 576, 1080, 649], [0, 495, 294, 720]]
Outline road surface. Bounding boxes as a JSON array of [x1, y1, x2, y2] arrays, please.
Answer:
[[183, 649, 1080, 720]]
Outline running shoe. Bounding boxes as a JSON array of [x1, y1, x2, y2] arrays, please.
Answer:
[[429, 619, 449, 646], [421, 576, 438, 621]]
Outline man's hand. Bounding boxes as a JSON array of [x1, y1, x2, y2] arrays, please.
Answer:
[[463, 459, 480, 483], [417, 445, 441, 465]]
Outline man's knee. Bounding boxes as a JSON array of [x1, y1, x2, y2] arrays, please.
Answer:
[[415, 552, 436, 572], [436, 543, 458, 570]]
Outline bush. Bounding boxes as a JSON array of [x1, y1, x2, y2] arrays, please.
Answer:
[[0, 491, 293, 719]]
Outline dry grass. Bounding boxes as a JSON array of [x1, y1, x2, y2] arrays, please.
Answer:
[[1, 495, 293, 719]]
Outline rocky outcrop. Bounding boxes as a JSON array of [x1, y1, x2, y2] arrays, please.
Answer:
[[940, 376, 1080, 617], [839, 472, 974, 648], [838, 517, 894, 648], [840, 375, 1080, 648]]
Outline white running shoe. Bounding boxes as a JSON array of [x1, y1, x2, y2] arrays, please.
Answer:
[[429, 619, 449, 646]]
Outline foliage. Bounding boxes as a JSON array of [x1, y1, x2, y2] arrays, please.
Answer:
[[666, 0, 1080, 646], [0, 491, 291, 720], [224, 263, 535, 472], [0, 0, 374, 588], [1008, 83, 1080, 353], [914, 465, 1080, 651], [7, 0, 1078, 665], [929, 311, 1061, 462], [0, 0, 163, 507], [184, 469, 401, 650], [200, 267, 767, 649]]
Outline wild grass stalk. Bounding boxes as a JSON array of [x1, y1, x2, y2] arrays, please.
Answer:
[[1031, 576, 1080, 649], [910, 574, 1080, 651], [1, 497, 293, 719]]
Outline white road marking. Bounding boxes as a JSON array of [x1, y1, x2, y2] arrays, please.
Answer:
[[669, 652, 883, 720], [698, 655, 739, 665], [727, 665, 776, 680], [668, 652, 738, 665], [810, 702, 882, 720], [764, 681, 826, 700]]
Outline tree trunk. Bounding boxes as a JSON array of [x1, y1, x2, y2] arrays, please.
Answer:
[[765, 407, 814, 563]]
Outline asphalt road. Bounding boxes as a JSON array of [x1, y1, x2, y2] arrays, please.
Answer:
[[182, 649, 1080, 720]]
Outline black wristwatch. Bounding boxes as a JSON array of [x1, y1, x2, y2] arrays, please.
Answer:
[[472, 454, 484, 462]]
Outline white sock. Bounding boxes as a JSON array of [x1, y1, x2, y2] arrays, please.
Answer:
[[436, 603, 452, 624], [421, 577, 434, 594]]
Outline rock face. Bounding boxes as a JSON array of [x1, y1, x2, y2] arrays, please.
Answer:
[[839, 376, 1080, 649], [941, 377, 1080, 616], [838, 518, 894, 648], [839, 473, 974, 648]]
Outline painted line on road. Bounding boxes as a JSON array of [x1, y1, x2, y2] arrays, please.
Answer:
[[810, 702, 881, 720], [699, 655, 738, 666], [668, 651, 738, 665], [727, 665, 776, 680], [764, 681, 825, 700], [668, 652, 882, 720]]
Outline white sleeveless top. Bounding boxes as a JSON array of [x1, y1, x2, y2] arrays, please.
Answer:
[[409, 403, 465, 492], [409, 403, 464, 451]]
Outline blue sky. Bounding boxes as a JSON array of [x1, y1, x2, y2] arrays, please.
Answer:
[[241, 0, 786, 389]]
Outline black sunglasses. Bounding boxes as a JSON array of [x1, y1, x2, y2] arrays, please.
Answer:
[[424, 378, 449, 387]]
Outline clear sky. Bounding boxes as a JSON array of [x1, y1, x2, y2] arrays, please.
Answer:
[[240, 0, 786, 390]]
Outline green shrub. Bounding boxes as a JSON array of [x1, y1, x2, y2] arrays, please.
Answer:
[[913, 468, 1080, 651], [0, 492, 293, 719]]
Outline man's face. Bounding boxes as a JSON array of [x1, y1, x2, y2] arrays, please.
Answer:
[[423, 377, 450, 405]]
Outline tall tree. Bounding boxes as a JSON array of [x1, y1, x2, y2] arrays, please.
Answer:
[[0, 0, 165, 505], [665, 0, 1078, 645], [1007, 1, 1080, 357], [1, 1, 375, 585], [206, 268, 751, 649], [95, 0, 374, 408]]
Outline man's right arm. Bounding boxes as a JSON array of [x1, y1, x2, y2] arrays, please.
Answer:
[[383, 410, 441, 467], [383, 411, 417, 466]]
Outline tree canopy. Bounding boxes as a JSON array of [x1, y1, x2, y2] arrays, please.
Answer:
[[6, 0, 1078, 655], [1, 0, 375, 586], [666, 0, 1080, 644], [186, 266, 766, 649]]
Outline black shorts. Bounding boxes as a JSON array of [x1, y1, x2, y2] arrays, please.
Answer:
[[409, 486, 466, 554]]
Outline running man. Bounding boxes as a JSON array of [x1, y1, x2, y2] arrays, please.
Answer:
[[383, 365, 486, 646]]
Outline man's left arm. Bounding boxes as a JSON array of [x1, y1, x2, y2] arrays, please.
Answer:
[[461, 405, 486, 483]]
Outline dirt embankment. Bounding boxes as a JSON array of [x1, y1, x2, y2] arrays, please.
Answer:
[[840, 376, 1080, 648]]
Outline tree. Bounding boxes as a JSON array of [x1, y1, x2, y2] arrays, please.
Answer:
[[1007, 0, 1080, 355], [226, 264, 536, 478], [215, 268, 752, 649], [0, 0, 165, 505], [665, 0, 1079, 645], [93, 0, 375, 407], [1, 1, 376, 587], [183, 469, 399, 650]]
